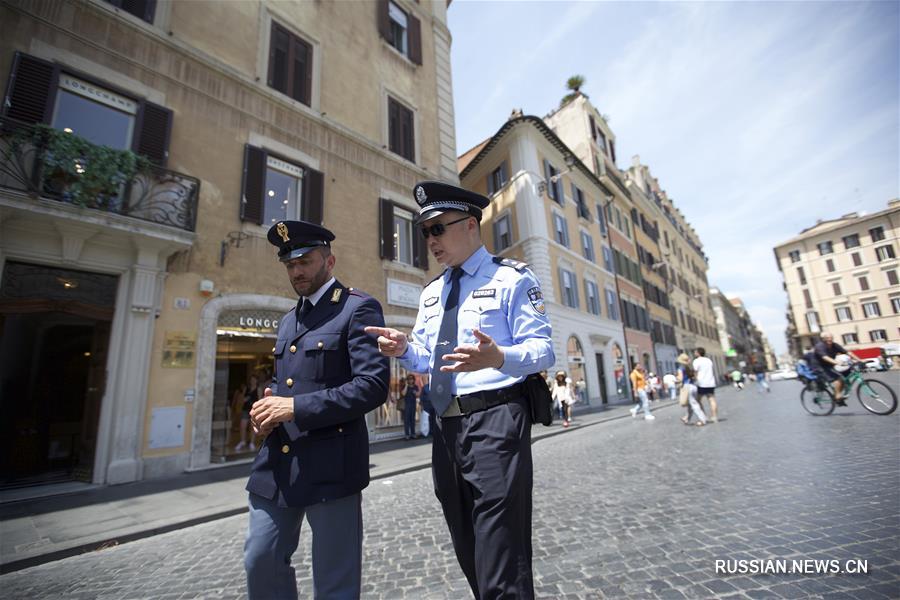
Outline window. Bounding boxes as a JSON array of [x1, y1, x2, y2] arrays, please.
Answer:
[[875, 245, 896, 262], [104, 0, 156, 23], [797, 267, 807, 285], [817, 241, 833, 255], [623, 216, 631, 239], [842, 234, 860, 249], [805, 311, 820, 333], [596, 129, 608, 155], [493, 214, 512, 252], [887, 270, 899, 286], [559, 268, 579, 309], [789, 250, 801, 263], [842, 333, 858, 345], [487, 162, 508, 195], [803, 289, 813, 308], [584, 280, 601, 315], [268, 22, 313, 106], [602, 246, 613, 272], [553, 212, 570, 247], [50, 74, 138, 152], [870, 329, 888, 342], [597, 203, 608, 236], [241, 145, 323, 226], [388, 96, 415, 161], [862, 301, 881, 318], [869, 226, 885, 242], [379, 199, 427, 268], [835, 306, 852, 322], [543, 160, 563, 204], [573, 185, 591, 221], [858, 276, 869, 291], [825, 258, 835, 272], [852, 252, 862, 267], [378, 1, 422, 64], [580, 230, 595, 262], [832, 282, 842, 296], [605, 288, 619, 320], [891, 297, 900, 314]]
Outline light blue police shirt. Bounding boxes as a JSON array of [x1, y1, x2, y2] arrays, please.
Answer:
[[399, 245, 555, 394]]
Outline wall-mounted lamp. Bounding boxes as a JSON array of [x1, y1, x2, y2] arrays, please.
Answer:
[[219, 231, 250, 267], [550, 154, 578, 183]]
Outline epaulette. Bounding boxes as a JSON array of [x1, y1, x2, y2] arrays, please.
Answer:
[[346, 287, 370, 298], [426, 269, 448, 286], [492, 256, 528, 272]]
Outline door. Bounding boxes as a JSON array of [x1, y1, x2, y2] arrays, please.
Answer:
[[595, 353, 608, 405]]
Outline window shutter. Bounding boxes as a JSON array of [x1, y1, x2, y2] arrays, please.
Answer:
[[402, 105, 415, 161], [292, 36, 312, 106], [610, 140, 617, 163], [377, 0, 391, 41], [240, 144, 266, 225], [584, 281, 591, 313], [133, 100, 172, 166], [408, 13, 422, 65], [267, 21, 279, 88], [302, 167, 324, 225], [543, 159, 552, 199], [379, 199, 395, 260], [501, 161, 508, 184], [589, 115, 596, 140], [2, 51, 58, 124], [486, 171, 495, 196], [573, 274, 579, 309], [387, 98, 399, 154], [413, 222, 428, 269]]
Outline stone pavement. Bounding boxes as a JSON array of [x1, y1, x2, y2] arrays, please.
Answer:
[[1, 378, 899, 598], [0, 397, 646, 573]]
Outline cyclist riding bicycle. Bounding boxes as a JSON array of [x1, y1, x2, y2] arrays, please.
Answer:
[[811, 332, 861, 405]]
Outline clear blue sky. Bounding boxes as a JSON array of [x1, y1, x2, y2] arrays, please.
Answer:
[[448, 1, 899, 355]]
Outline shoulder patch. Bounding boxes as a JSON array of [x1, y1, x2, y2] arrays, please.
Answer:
[[492, 256, 528, 272], [527, 286, 546, 314]]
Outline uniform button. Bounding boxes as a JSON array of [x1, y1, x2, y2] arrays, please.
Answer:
[[290, 345, 297, 353], [271, 346, 276, 353], [286, 378, 293, 387], [349, 288, 354, 292], [338, 427, 343, 433], [317, 341, 324, 349], [281, 445, 290, 454]]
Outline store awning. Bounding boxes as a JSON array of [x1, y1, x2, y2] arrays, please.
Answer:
[[852, 347, 883, 359]]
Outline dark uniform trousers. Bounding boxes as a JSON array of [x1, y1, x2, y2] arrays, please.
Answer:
[[432, 393, 534, 600]]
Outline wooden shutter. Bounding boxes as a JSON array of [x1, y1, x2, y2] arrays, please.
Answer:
[[292, 36, 312, 106], [302, 167, 324, 225], [589, 115, 596, 140], [401, 104, 415, 161], [377, 0, 391, 41], [379, 199, 395, 260], [610, 140, 617, 163], [486, 171, 495, 196], [408, 13, 422, 65], [413, 221, 428, 269], [388, 97, 400, 155], [133, 100, 172, 166], [2, 51, 58, 124], [120, 0, 156, 23], [543, 159, 554, 201], [240, 144, 266, 225]]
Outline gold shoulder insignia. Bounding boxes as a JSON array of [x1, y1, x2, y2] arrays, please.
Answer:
[[331, 288, 342, 303]]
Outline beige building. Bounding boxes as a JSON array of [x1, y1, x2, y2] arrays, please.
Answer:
[[544, 94, 656, 374], [0, 0, 456, 489], [774, 199, 900, 360], [458, 113, 629, 404]]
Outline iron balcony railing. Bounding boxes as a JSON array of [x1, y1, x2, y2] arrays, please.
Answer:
[[0, 116, 199, 232]]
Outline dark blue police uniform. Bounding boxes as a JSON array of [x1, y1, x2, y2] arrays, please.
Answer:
[[243, 220, 389, 600]]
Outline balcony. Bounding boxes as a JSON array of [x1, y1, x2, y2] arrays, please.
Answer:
[[0, 117, 199, 232]]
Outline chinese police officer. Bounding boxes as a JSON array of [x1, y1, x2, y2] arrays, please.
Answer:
[[366, 181, 555, 598], [245, 220, 389, 599]]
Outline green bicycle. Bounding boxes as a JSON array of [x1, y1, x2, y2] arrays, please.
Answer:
[[801, 363, 897, 416]]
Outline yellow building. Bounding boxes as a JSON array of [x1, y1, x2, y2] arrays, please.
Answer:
[[774, 200, 900, 361], [459, 113, 629, 404], [0, 0, 456, 488]]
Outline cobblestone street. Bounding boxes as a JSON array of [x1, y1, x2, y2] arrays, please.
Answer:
[[2, 379, 899, 599]]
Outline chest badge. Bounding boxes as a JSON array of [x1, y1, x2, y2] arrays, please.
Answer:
[[472, 288, 496, 299], [423, 296, 439, 308], [527, 287, 545, 314]]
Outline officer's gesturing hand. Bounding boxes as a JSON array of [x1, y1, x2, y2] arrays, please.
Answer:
[[364, 326, 408, 357], [440, 329, 505, 372], [250, 387, 294, 436]]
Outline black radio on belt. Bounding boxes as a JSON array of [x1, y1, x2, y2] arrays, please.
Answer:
[[523, 373, 554, 426]]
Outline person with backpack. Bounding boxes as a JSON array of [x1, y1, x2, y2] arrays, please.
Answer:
[[677, 353, 707, 426]]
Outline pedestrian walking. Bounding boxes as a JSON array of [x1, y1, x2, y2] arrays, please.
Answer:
[[676, 353, 706, 426], [663, 372, 677, 402], [365, 181, 554, 599], [419, 382, 433, 438], [243, 220, 390, 599], [731, 369, 745, 390], [551, 370, 576, 427], [401, 374, 419, 440], [629, 364, 655, 420], [692, 347, 719, 423], [753, 364, 771, 393]]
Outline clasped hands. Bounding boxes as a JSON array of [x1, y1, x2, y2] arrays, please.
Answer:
[[363, 326, 505, 371], [250, 388, 294, 436]]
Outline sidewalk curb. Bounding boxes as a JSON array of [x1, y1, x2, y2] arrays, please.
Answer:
[[1, 401, 678, 574]]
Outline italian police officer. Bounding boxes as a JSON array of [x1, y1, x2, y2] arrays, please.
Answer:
[[244, 220, 389, 599], [366, 182, 555, 598]]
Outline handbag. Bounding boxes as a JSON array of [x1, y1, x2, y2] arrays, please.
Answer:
[[678, 385, 690, 407], [524, 373, 554, 426]]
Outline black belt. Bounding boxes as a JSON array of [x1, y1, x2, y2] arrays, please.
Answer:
[[454, 382, 525, 416]]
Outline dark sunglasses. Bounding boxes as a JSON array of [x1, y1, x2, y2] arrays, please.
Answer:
[[419, 216, 471, 239]]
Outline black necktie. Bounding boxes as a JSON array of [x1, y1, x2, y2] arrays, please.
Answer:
[[298, 298, 312, 321], [431, 268, 464, 416]]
